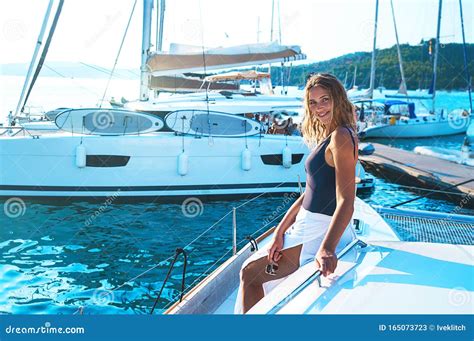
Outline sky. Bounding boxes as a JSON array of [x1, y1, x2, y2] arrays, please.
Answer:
[[0, 0, 472, 69]]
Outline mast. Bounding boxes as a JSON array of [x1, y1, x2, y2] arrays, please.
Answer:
[[352, 65, 357, 89], [277, 0, 284, 94], [140, 0, 154, 101], [390, 0, 407, 96], [13, 0, 54, 120], [459, 0, 472, 113], [268, 0, 275, 77], [270, 0, 275, 42], [277, 0, 282, 44], [156, 0, 165, 52], [368, 0, 379, 99], [257, 16, 260, 43], [432, 0, 442, 113], [20, 0, 64, 117]]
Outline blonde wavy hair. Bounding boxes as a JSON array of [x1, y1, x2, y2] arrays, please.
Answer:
[[302, 73, 356, 147]]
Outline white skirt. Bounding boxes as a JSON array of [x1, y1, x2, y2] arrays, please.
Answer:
[[234, 206, 356, 314], [283, 206, 356, 265]]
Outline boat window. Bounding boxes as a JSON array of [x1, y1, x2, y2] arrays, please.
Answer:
[[86, 155, 130, 167], [260, 154, 304, 165]]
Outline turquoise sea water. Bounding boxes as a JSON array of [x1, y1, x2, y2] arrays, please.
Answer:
[[1, 177, 472, 314], [1, 77, 473, 314]]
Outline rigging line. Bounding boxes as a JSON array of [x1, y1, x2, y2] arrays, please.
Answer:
[[78, 62, 115, 76], [388, 183, 472, 196], [391, 178, 473, 208], [179, 246, 235, 295], [99, 0, 138, 108], [183, 210, 233, 248], [233, 181, 292, 209], [173, 210, 288, 302], [78, 62, 130, 79], [250, 210, 286, 238], [111, 210, 234, 293], [110, 185, 295, 293], [20, 0, 64, 115], [42, 64, 102, 97], [111, 254, 176, 292]]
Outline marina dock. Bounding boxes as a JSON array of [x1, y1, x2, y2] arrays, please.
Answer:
[[359, 143, 473, 207]]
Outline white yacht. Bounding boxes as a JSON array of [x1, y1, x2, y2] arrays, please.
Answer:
[[0, 0, 312, 199], [165, 198, 474, 314]]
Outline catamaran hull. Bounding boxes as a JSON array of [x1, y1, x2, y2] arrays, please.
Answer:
[[0, 133, 308, 199]]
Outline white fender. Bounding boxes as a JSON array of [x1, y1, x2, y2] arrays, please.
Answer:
[[241, 148, 251, 171], [75, 144, 86, 168], [178, 152, 188, 176], [282, 146, 292, 168]]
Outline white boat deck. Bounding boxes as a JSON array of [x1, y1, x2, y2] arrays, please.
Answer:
[[249, 241, 473, 314], [166, 199, 473, 315]]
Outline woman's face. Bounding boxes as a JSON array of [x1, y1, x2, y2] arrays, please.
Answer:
[[308, 86, 333, 126]]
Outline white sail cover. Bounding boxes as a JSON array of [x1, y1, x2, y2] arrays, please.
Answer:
[[147, 42, 306, 76], [204, 70, 270, 82]]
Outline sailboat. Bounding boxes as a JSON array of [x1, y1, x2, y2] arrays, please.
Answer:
[[0, 0, 309, 200], [413, 0, 474, 165], [357, 0, 471, 139], [163, 197, 474, 314]]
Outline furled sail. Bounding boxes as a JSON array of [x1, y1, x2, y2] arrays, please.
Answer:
[[147, 42, 306, 76]]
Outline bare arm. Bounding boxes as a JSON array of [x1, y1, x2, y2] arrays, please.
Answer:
[[267, 192, 305, 262], [316, 127, 357, 276]]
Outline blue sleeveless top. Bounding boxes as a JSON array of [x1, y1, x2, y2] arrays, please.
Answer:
[[302, 126, 356, 216]]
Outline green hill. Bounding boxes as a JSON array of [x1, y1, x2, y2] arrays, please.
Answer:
[[271, 41, 473, 91]]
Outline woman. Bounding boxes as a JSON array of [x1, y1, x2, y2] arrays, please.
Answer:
[[235, 73, 358, 313]]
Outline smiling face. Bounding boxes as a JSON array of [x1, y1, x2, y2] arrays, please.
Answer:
[[308, 86, 333, 127]]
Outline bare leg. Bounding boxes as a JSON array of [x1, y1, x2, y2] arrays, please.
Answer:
[[241, 244, 302, 313]]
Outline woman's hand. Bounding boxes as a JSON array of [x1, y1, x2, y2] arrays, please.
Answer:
[[267, 234, 284, 262], [315, 247, 338, 277]]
